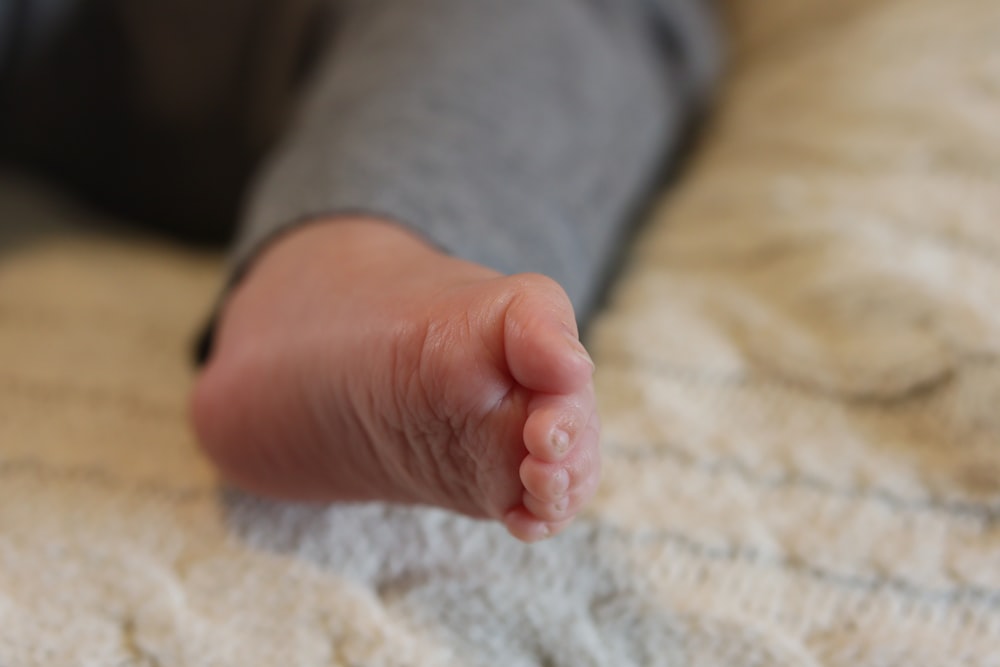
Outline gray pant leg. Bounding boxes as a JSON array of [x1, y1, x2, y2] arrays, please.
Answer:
[[235, 0, 721, 321]]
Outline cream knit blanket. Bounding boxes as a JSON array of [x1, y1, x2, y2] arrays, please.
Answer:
[[2, 0, 999, 663]]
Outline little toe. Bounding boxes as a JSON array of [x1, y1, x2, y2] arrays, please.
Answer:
[[503, 507, 575, 543]]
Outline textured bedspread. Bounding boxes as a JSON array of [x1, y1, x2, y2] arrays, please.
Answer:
[[2, 0, 999, 664]]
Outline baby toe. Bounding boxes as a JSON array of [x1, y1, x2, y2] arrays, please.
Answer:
[[503, 506, 554, 543], [503, 506, 575, 543]]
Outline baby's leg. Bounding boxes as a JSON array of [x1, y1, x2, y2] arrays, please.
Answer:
[[192, 0, 718, 541]]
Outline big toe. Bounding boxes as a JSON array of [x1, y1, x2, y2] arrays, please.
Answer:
[[501, 273, 595, 395]]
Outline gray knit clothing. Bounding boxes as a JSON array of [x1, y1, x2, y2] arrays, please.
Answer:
[[1, 0, 720, 335]]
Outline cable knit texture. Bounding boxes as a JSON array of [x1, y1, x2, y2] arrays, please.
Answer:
[[2, 0, 999, 663]]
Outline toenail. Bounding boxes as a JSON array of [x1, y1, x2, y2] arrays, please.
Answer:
[[566, 336, 595, 370], [550, 428, 571, 457], [553, 499, 567, 514], [551, 469, 570, 496]]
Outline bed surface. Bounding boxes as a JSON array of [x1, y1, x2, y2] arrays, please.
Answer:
[[2, 0, 999, 663]]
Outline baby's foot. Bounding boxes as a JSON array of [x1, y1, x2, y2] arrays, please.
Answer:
[[191, 218, 601, 541]]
